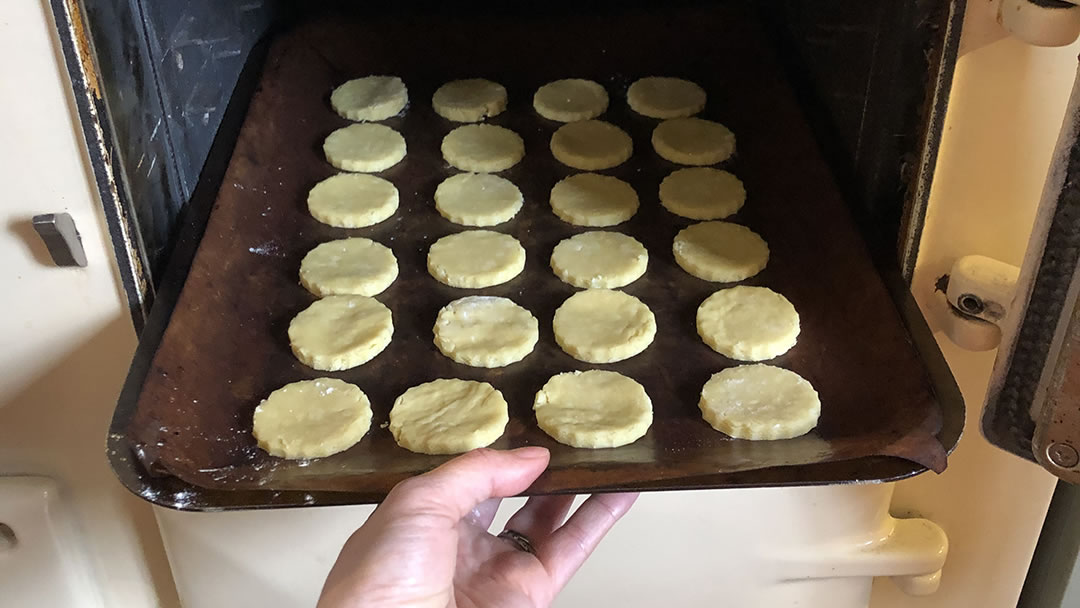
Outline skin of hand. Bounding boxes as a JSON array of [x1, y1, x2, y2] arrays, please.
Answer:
[[317, 447, 638, 608]]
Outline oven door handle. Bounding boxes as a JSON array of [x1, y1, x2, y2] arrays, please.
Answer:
[[772, 515, 949, 596]]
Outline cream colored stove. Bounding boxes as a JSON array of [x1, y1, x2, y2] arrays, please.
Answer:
[[0, 1, 1073, 606]]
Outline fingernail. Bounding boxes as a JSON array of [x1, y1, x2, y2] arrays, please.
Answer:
[[513, 446, 549, 460]]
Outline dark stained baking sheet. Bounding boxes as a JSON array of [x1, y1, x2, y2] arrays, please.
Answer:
[[118, 4, 955, 505]]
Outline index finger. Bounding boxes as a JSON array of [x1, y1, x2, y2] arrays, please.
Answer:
[[536, 492, 639, 590], [383, 447, 550, 523]]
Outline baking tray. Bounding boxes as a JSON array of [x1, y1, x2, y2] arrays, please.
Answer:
[[109, 4, 964, 510]]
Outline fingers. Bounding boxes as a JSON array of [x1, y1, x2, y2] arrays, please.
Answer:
[[464, 497, 504, 530], [536, 492, 639, 590], [383, 447, 550, 523], [503, 495, 576, 541]]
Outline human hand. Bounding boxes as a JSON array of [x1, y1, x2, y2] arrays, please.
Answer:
[[317, 447, 638, 608]]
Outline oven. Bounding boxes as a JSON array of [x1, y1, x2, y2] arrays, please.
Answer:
[[5, 0, 1080, 606]]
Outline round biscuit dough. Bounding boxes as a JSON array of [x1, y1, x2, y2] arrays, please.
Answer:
[[390, 379, 509, 454], [432, 79, 508, 122], [673, 221, 769, 282], [435, 173, 523, 226], [330, 76, 408, 121], [550, 120, 632, 170], [442, 124, 525, 172], [324, 123, 406, 172], [427, 230, 526, 288], [299, 238, 398, 297], [652, 117, 736, 166], [307, 174, 399, 228], [433, 296, 539, 368], [552, 289, 656, 363], [253, 378, 372, 459], [534, 370, 653, 448], [550, 231, 648, 288], [697, 287, 800, 361], [549, 173, 639, 226], [533, 79, 609, 122], [627, 77, 707, 119], [699, 365, 820, 440], [288, 295, 393, 371], [660, 168, 746, 220]]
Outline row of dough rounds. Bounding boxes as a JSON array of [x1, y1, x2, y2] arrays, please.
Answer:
[[253, 363, 819, 459], [329, 75, 709, 124], [306, 167, 747, 234], [322, 115, 737, 174], [308, 171, 747, 247]]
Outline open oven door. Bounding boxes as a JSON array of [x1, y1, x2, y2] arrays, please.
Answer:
[[982, 69, 1080, 482]]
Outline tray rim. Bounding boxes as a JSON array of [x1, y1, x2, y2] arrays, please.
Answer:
[[106, 26, 965, 513]]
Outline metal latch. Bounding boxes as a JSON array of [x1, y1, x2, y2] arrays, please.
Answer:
[[31, 213, 87, 267]]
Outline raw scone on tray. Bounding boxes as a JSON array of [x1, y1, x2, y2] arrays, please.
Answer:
[[699, 365, 820, 440], [549, 173, 639, 227], [434, 173, 523, 226], [534, 370, 653, 448], [323, 123, 407, 172], [253, 378, 373, 459], [433, 296, 539, 368], [433, 78, 508, 122], [652, 117, 735, 166], [550, 119, 632, 170], [390, 379, 510, 454], [442, 124, 525, 172], [660, 168, 745, 220], [288, 295, 393, 371], [553, 289, 657, 363], [627, 76, 706, 119], [673, 221, 769, 283], [697, 286, 800, 361], [330, 75, 408, 121], [427, 230, 526, 288], [550, 231, 648, 289], [534, 78, 609, 122], [299, 238, 398, 297], [307, 173, 399, 228]]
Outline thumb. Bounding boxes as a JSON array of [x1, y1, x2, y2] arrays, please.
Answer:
[[383, 447, 550, 522]]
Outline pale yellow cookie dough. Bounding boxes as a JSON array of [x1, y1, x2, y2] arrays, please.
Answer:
[[427, 230, 526, 288], [253, 378, 372, 459], [652, 117, 735, 166], [390, 379, 509, 454], [552, 289, 656, 363], [432, 79, 508, 122], [434, 296, 539, 368], [307, 174, 399, 228], [330, 76, 408, 121], [673, 221, 769, 282], [697, 287, 800, 361], [534, 370, 653, 448], [699, 365, 820, 440], [627, 77, 706, 119], [550, 120, 632, 170], [288, 295, 393, 371], [434, 173, 523, 226], [324, 123, 407, 172], [534, 79, 609, 122], [299, 238, 398, 297], [442, 124, 525, 172], [549, 173, 639, 226], [660, 168, 745, 220], [550, 231, 648, 288]]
